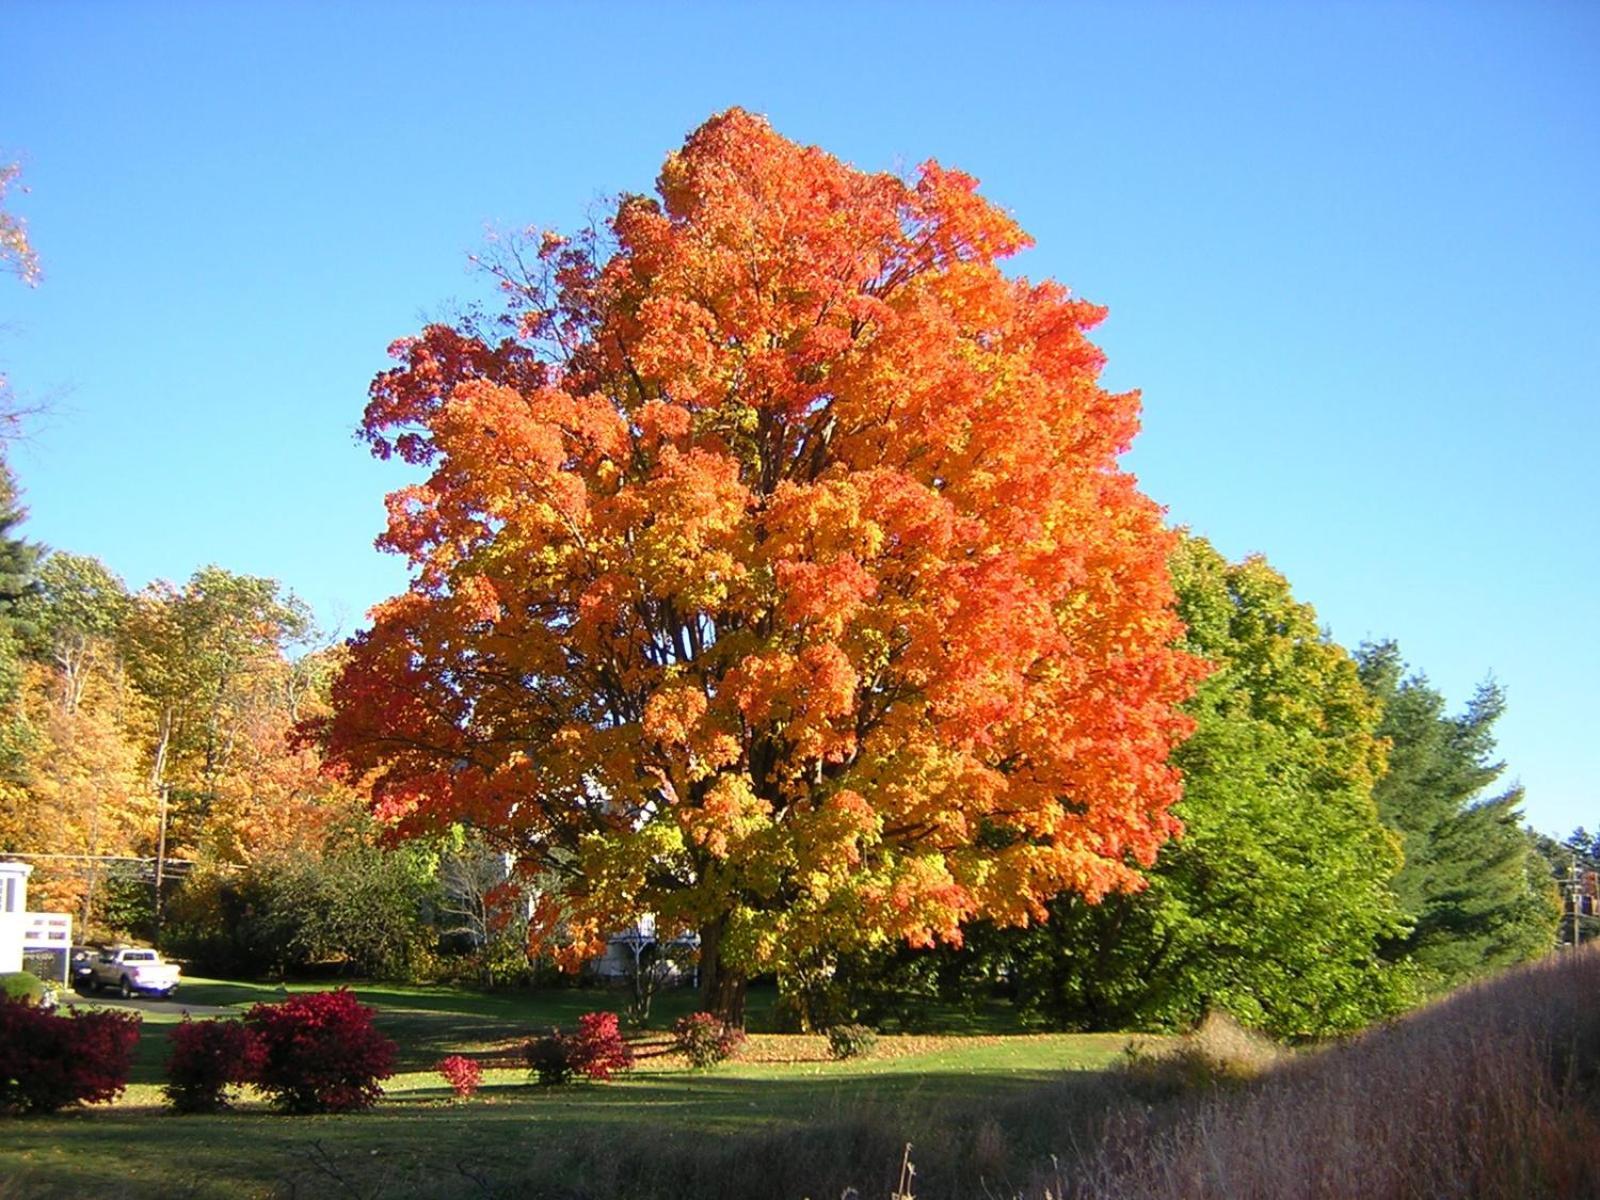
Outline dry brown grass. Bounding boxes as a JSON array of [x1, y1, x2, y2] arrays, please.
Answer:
[[545, 951, 1600, 1199], [1116, 1010, 1285, 1099], [1047, 948, 1600, 1200]]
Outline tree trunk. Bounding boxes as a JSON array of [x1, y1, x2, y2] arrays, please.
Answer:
[[697, 917, 748, 1027]]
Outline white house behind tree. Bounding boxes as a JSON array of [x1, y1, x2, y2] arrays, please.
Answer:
[[0, 860, 73, 982]]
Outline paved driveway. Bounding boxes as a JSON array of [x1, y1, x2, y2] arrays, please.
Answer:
[[63, 991, 238, 1018]]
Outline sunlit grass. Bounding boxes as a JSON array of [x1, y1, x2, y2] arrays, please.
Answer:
[[4, 979, 1131, 1199]]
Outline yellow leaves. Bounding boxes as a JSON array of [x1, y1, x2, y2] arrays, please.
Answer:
[[793, 788, 881, 872], [629, 445, 754, 611], [680, 774, 772, 860]]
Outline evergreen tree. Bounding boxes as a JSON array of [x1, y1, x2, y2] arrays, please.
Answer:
[[0, 457, 39, 778], [0, 458, 41, 614], [1358, 642, 1559, 989]]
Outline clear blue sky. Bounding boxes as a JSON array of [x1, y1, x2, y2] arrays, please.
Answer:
[[4, 2, 1596, 837]]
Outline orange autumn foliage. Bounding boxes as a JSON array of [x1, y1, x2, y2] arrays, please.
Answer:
[[320, 110, 1201, 986]]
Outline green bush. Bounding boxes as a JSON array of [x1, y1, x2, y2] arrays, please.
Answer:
[[825, 1023, 879, 1060], [0, 971, 48, 1006], [167, 841, 435, 979]]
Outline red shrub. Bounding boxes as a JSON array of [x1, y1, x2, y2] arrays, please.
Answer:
[[673, 1012, 745, 1068], [570, 1011, 634, 1081], [164, 1016, 264, 1113], [523, 1013, 634, 1085], [243, 989, 396, 1113], [0, 999, 141, 1114], [435, 1054, 482, 1099]]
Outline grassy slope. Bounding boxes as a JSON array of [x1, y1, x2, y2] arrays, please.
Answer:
[[1, 979, 1130, 1199]]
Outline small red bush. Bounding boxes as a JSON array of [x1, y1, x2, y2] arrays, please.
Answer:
[[673, 1012, 745, 1068], [570, 1011, 634, 1081], [164, 1016, 264, 1113], [243, 988, 396, 1113], [523, 1012, 634, 1085], [0, 998, 141, 1114], [435, 1054, 482, 1099]]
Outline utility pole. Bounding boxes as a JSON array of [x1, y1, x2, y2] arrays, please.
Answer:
[[153, 783, 170, 939], [1566, 860, 1583, 950]]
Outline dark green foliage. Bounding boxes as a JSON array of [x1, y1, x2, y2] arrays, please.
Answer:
[[525, 1030, 575, 1085], [166, 837, 435, 979], [0, 624, 28, 780], [1529, 828, 1599, 948], [0, 460, 38, 778], [98, 861, 157, 943], [1358, 642, 1560, 989], [831, 941, 990, 1033], [0, 460, 40, 618]]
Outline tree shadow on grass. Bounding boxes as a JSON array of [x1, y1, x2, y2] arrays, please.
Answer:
[[3, 1066, 1127, 1200]]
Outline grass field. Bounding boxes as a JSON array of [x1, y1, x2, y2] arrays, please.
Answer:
[[1, 978, 1133, 1199], [13, 953, 1597, 1199]]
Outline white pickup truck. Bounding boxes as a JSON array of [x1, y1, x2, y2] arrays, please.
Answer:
[[87, 947, 180, 998]]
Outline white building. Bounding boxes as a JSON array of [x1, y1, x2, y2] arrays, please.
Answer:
[[0, 860, 73, 981], [590, 914, 699, 984]]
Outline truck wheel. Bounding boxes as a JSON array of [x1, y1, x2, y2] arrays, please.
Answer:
[[119, 976, 133, 999]]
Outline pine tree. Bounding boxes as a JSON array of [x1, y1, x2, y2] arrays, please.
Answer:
[[1358, 642, 1559, 988], [0, 457, 40, 778], [0, 457, 41, 614]]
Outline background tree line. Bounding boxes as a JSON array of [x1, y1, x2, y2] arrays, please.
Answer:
[[0, 459, 537, 983], [0, 142, 1572, 1030], [820, 537, 1563, 1038], [0, 452, 1566, 1027]]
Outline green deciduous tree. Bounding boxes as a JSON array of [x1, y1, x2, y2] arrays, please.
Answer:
[[1358, 642, 1560, 989], [17, 552, 132, 714], [954, 539, 1414, 1037]]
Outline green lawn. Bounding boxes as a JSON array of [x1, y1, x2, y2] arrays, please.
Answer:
[[2, 979, 1135, 1199]]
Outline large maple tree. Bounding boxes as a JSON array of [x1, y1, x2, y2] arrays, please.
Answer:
[[321, 110, 1200, 1019]]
